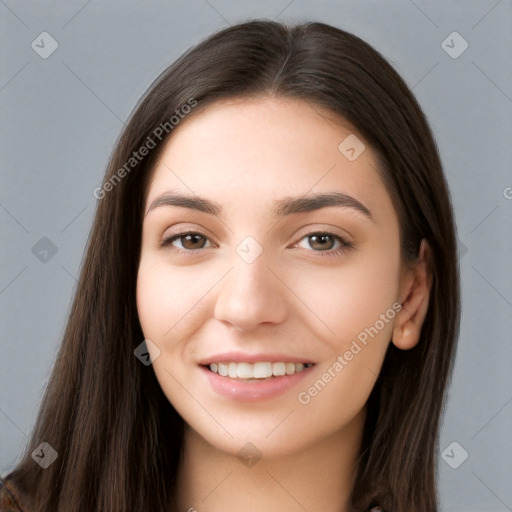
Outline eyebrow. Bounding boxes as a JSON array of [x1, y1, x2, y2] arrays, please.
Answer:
[[145, 190, 375, 222]]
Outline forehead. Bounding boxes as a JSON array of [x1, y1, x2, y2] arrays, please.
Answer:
[[145, 96, 394, 222]]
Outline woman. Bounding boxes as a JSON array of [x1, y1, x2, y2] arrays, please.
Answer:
[[0, 19, 460, 512]]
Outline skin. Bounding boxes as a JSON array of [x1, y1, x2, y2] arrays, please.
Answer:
[[136, 96, 432, 512]]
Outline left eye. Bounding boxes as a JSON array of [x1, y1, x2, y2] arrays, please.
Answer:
[[295, 232, 352, 256]]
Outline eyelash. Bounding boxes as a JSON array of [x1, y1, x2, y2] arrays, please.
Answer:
[[160, 229, 353, 258]]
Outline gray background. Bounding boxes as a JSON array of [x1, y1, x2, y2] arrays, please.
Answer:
[[1, 1, 511, 510]]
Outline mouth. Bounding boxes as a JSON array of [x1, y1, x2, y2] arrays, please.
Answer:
[[203, 361, 315, 382], [199, 357, 316, 401]]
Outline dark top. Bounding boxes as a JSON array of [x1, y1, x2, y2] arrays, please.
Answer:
[[0, 476, 386, 511]]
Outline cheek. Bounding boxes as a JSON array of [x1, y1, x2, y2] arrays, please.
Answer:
[[292, 262, 401, 432], [136, 259, 190, 345], [136, 261, 172, 338], [136, 258, 220, 358], [301, 251, 402, 351]]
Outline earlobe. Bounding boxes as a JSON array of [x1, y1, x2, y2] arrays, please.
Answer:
[[392, 239, 433, 350]]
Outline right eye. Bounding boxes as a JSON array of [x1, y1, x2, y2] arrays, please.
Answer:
[[161, 231, 213, 254]]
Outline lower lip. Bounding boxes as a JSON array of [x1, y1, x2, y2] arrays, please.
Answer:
[[200, 365, 315, 402]]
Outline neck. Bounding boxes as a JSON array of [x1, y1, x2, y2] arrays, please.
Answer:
[[174, 409, 366, 512]]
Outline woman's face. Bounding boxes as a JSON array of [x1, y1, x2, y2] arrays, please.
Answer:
[[137, 96, 408, 458]]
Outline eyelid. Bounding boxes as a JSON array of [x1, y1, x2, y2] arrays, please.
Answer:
[[161, 222, 216, 243]]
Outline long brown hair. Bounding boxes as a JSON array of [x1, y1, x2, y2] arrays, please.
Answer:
[[2, 19, 460, 512]]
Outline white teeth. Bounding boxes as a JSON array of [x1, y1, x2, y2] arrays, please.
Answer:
[[208, 361, 313, 379], [253, 362, 272, 378], [218, 362, 228, 376], [236, 362, 253, 379], [272, 362, 286, 376]]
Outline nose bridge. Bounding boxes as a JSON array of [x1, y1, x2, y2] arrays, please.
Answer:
[[213, 245, 287, 331]]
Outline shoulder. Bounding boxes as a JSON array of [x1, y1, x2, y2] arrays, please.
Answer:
[[0, 478, 26, 512]]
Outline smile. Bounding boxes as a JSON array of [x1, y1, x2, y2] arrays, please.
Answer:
[[207, 361, 314, 380]]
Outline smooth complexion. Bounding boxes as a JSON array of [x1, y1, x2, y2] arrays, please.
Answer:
[[136, 96, 432, 512]]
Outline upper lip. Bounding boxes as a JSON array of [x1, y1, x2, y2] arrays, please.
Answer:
[[198, 352, 315, 365]]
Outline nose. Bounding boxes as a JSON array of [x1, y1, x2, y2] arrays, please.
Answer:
[[213, 254, 288, 333]]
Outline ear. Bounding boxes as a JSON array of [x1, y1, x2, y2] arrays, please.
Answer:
[[392, 239, 433, 350]]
